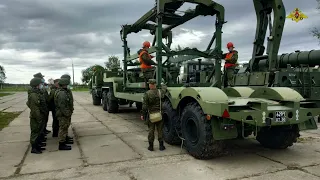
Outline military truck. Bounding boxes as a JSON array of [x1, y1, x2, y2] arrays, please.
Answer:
[[90, 0, 320, 159]]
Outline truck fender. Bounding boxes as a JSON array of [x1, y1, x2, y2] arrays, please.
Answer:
[[223, 87, 255, 97], [167, 87, 228, 115], [249, 87, 304, 101]]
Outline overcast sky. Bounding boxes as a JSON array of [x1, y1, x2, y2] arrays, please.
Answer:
[[0, 0, 319, 84]]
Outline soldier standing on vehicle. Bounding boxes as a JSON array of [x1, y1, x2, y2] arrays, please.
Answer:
[[26, 77, 47, 154], [54, 78, 74, 150], [140, 79, 166, 151], [223, 42, 238, 87], [33, 73, 51, 135], [49, 79, 60, 137], [138, 41, 156, 89], [60, 74, 74, 144]]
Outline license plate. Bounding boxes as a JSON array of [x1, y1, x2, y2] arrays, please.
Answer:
[[275, 111, 286, 122]]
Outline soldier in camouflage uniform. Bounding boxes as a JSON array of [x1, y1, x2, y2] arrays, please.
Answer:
[[33, 72, 51, 136], [26, 77, 47, 154], [141, 79, 166, 151], [60, 74, 74, 144], [138, 41, 156, 90], [54, 78, 74, 150], [49, 79, 60, 137]]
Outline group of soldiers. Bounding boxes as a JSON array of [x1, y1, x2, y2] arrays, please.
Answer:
[[27, 73, 74, 154], [138, 41, 238, 151]]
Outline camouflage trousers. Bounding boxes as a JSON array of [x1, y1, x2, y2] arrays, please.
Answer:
[[58, 116, 71, 143], [30, 118, 42, 145], [148, 120, 164, 142], [224, 66, 235, 87], [143, 68, 154, 90]]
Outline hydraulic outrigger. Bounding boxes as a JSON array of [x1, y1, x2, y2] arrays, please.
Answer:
[[90, 0, 320, 159]]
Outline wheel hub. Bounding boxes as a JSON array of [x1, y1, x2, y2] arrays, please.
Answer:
[[186, 117, 199, 145]]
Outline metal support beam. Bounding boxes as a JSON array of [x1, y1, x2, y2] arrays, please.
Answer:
[[156, 0, 164, 87]]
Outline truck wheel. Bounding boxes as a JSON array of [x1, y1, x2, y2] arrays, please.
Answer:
[[256, 126, 299, 149], [162, 100, 181, 145], [102, 91, 108, 111], [92, 92, 101, 105], [181, 102, 224, 159], [107, 91, 119, 113], [136, 102, 142, 111]]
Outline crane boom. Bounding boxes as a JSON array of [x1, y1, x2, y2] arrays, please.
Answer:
[[249, 0, 286, 73]]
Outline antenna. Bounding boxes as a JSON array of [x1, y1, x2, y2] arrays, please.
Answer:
[[72, 59, 75, 85]]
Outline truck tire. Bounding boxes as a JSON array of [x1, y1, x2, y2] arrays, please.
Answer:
[[102, 91, 108, 111], [162, 100, 181, 145], [92, 92, 101, 105], [181, 102, 224, 159], [107, 91, 119, 113], [256, 126, 299, 149]]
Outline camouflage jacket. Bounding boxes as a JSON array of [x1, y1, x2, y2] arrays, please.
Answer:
[[41, 89, 49, 108], [54, 88, 74, 117], [66, 88, 74, 111], [48, 87, 57, 110], [141, 88, 166, 115], [26, 88, 47, 121]]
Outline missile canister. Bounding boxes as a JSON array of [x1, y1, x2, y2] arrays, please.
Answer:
[[258, 49, 320, 68]]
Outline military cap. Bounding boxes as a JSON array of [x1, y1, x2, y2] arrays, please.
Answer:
[[53, 79, 60, 83], [148, 79, 156, 84], [33, 72, 44, 78], [58, 78, 70, 85], [60, 74, 71, 80], [30, 77, 42, 87]]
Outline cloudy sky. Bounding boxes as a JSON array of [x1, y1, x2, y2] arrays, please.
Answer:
[[0, 0, 319, 84]]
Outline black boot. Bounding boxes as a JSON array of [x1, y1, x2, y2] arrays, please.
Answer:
[[159, 141, 166, 151], [59, 142, 72, 150], [65, 136, 74, 144], [52, 131, 58, 137], [31, 144, 42, 154], [148, 141, 154, 151], [66, 136, 74, 140], [37, 145, 46, 151], [65, 139, 74, 144]]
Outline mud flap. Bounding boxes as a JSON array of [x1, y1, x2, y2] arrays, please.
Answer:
[[211, 118, 238, 140], [298, 117, 318, 131]]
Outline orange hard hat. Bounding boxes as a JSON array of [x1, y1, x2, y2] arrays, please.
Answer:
[[227, 42, 234, 48], [143, 41, 150, 48]]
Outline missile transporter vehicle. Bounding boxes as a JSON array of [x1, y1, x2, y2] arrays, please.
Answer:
[[91, 0, 320, 159]]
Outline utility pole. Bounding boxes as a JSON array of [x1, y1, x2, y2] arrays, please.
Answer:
[[72, 59, 75, 85]]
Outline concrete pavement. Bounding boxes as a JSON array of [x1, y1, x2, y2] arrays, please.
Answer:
[[0, 92, 319, 180]]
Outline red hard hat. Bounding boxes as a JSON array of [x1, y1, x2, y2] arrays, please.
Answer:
[[227, 42, 234, 48], [143, 41, 150, 48]]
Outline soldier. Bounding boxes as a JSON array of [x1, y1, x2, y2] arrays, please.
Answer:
[[33, 72, 51, 135], [60, 74, 74, 143], [137, 41, 156, 90], [140, 79, 166, 151], [49, 79, 60, 137], [26, 77, 47, 154], [54, 78, 74, 150], [223, 42, 238, 87]]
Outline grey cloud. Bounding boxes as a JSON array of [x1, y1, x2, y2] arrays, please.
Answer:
[[0, 0, 319, 83]]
